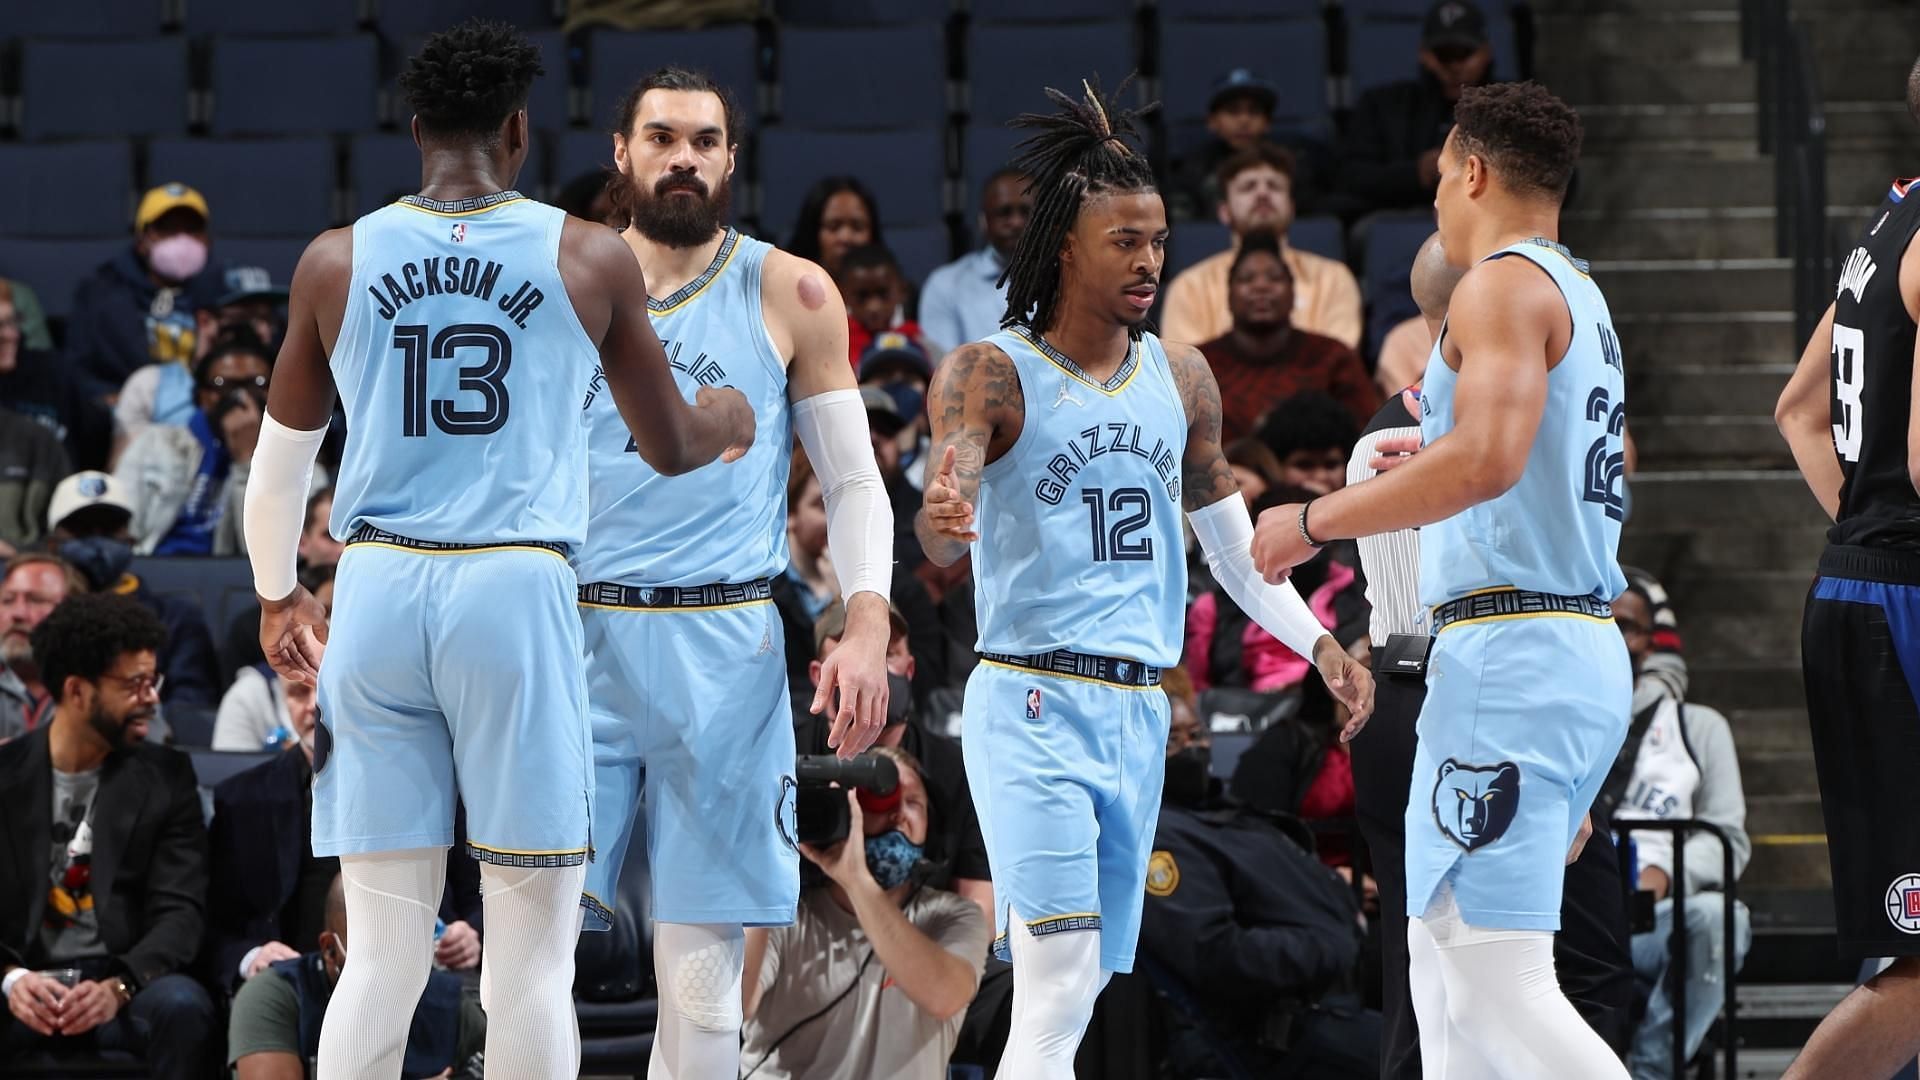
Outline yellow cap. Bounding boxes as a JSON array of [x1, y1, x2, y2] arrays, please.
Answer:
[[135, 182, 209, 232]]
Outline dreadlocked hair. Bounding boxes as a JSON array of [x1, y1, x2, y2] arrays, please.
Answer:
[[400, 20, 544, 142], [998, 75, 1158, 338]]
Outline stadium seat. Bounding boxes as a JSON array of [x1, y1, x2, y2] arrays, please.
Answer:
[[1346, 0, 1520, 97], [968, 0, 1123, 20], [773, 0, 948, 24], [189, 748, 278, 787], [217, 236, 312, 285], [0, 143, 134, 237], [1361, 210, 1435, 354], [961, 123, 1026, 217], [133, 558, 261, 684], [549, 129, 619, 193], [1155, 0, 1322, 17], [149, 137, 336, 236], [350, 132, 423, 215], [210, 36, 380, 135], [1167, 219, 1229, 280], [168, 704, 218, 749], [965, 21, 1138, 133], [181, 0, 364, 35], [0, 1, 165, 37], [758, 128, 945, 241], [1290, 214, 1345, 263], [889, 222, 954, 289], [389, 31, 572, 131], [587, 26, 759, 133], [777, 24, 945, 130], [0, 238, 128, 319], [1208, 730, 1257, 783], [19, 38, 190, 140], [374, 0, 556, 36], [1158, 17, 1329, 138]]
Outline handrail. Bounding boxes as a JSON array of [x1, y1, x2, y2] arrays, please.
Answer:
[[1614, 818, 1740, 1080], [1743, 0, 1832, 345]]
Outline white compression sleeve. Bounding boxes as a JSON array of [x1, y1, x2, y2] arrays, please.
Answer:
[[1187, 493, 1331, 659], [243, 412, 328, 601], [648, 922, 746, 1080], [793, 388, 893, 602], [996, 908, 1103, 1080], [479, 860, 589, 1080], [316, 848, 446, 1080]]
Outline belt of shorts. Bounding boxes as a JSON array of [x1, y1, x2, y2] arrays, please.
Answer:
[[1429, 587, 1611, 634], [1818, 543, 1920, 587], [979, 648, 1162, 687], [576, 578, 774, 610], [346, 524, 569, 558]]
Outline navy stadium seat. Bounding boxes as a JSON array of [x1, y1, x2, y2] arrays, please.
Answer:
[[149, 137, 336, 237], [961, 123, 1028, 216], [1155, 0, 1322, 17], [1361, 210, 1435, 353], [182, 0, 364, 35], [968, 0, 1124, 20], [133, 557, 260, 676], [1347, 1, 1519, 97], [350, 133, 424, 215], [1290, 214, 1345, 263], [389, 31, 572, 130], [778, 24, 944, 130], [549, 129, 619, 193], [0, 237, 127, 319], [965, 21, 1138, 132], [189, 748, 278, 787], [1208, 730, 1257, 782], [587, 26, 759, 133], [0, 1, 165, 37], [773, 0, 948, 24], [211, 36, 380, 135], [374, 0, 555, 35], [1167, 219, 1229, 279], [888, 222, 953, 289], [217, 237, 311, 285], [0, 143, 134, 237], [1159, 18, 1329, 139], [19, 39, 190, 140], [758, 128, 945, 240]]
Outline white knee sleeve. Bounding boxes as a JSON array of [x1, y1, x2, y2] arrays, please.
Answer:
[[317, 849, 447, 1080], [995, 909, 1104, 1080], [479, 860, 588, 1080], [648, 922, 746, 1080]]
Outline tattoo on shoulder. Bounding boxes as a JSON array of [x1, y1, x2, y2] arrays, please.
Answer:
[[1170, 345, 1238, 512]]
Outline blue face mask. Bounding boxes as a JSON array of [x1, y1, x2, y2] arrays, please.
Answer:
[[865, 829, 923, 890], [58, 536, 133, 592], [880, 381, 924, 425]]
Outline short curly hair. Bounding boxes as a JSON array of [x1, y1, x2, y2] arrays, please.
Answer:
[[30, 593, 168, 704], [399, 20, 545, 140], [1450, 81, 1583, 199]]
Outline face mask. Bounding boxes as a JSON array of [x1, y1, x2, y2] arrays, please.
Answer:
[[881, 381, 924, 424], [147, 234, 208, 282], [865, 829, 923, 890], [59, 536, 134, 592], [884, 671, 913, 727], [1164, 745, 1213, 808]]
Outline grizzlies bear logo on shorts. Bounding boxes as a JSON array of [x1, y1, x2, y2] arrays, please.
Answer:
[[1432, 759, 1521, 852]]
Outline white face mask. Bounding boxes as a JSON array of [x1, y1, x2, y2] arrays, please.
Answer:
[[147, 233, 208, 282]]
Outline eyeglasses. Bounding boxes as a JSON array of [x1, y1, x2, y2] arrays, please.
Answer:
[[99, 672, 165, 699], [201, 373, 268, 392]]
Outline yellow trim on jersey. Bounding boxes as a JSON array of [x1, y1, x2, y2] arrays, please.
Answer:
[[391, 196, 530, 218], [1026, 911, 1101, 928], [469, 840, 589, 858], [978, 658, 1162, 692], [348, 540, 568, 561], [649, 239, 739, 317], [1009, 328, 1141, 397], [577, 597, 773, 614], [1435, 609, 1612, 634]]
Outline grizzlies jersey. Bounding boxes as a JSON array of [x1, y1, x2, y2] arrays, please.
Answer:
[[574, 229, 791, 586], [329, 192, 595, 547], [1418, 238, 1628, 607], [1829, 179, 1920, 550], [972, 328, 1187, 667]]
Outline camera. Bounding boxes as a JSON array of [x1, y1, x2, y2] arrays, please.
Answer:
[[794, 752, 898, 847]]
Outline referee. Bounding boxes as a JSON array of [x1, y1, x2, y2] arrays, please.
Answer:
[[1348, 232, 1635, 1077]]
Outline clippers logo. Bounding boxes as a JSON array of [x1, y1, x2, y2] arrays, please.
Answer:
[[1886, 874, 1920, 934], [1025, 688, 1042, 719], [450, 222, 467, 243]]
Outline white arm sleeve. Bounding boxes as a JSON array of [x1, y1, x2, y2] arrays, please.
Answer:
[[242, 412, 328, 602], [793, 388, 893, 602], [1188, 493, 1330, 660]]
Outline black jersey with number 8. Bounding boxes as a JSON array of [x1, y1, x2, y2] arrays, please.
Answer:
[[1831, 179, 1920, 550]]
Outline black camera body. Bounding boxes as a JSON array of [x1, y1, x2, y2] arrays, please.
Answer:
[[794, 753, 898, 847]]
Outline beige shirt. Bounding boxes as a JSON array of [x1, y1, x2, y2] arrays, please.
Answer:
[[1159, 242, 1364, 350], [1374, 315, 1433, 395], [741, 887, 989, 1080]]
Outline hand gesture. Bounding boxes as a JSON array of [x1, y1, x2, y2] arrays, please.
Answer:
[[1369, 432, 1423, 473], [246, 940, 300, 979], [1251, 503, 1315, 584], [260, 583, 329, 686], [810, 598, 891, 760], [696, 385, 756, 463], [1313, 637, 1375, 741], [435, 920, 482, 970], [798, 790, 874, 891], [54, 978, 122, 1036], [6, 971, 66, 1037], [922, 446, 977, 543]]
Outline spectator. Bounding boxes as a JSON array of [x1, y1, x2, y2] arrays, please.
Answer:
[[0, 554, 87, 741], [0, 413, 68, 557], [797, 602, 993, 928], [2, 278, 52, 353], [841, 245, 932, 367], [858, 330, 933, 474], [741, 746, 990, 1080], [1340, 0, 1498, 215], [1160, 144, 1364, 349], [1371, 231, 1466, 396], [555, 169, 622, 228], [1168, 68, 1278, 221], [113, 271, 288, 456], [920, 168, 1032, 350], [212, 566, 333, 753], [1199, 229, 1381, 441], [1609, 577, 1751, 1080], [298, 487, 343, 572], [0, 282, 111, 472], [45, 472, 221, 709], [0, 593, 215, 1078], [788, 176, 883, 281], [859, 385, 931, 578], [1256, 392, 1360, 496], [1140, 667, 1379, 1078], [226, 873, 485, 1079], [774, 452, 838, 702], [68, 183, 227, 392]]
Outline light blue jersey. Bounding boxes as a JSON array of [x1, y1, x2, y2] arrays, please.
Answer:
[[1418, 238, 1629, 608], [329, 192, 595, 547], [972, 328, 1187, 667], [575, 229, 791, 586]]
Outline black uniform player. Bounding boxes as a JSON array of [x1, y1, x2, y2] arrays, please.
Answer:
[[1773, 55, 1920, 1080]]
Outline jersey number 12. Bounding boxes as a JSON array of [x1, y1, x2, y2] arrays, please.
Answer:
[[1081, 487, 1154, 562], [396, 323, 512, 437]]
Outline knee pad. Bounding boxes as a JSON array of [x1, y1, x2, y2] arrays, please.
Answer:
[[654, 923, 745, 1033]]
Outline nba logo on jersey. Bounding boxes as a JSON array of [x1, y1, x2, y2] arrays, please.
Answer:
[[1026, 688, 1042, 719], [1886, 874, 1920, 933], [450, 222, 466, 243]]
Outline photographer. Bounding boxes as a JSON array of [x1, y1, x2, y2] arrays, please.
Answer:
[[741, 747, 988, 1079]]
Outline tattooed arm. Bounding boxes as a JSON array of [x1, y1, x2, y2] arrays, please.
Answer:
[[915, 341, 1025, 567], [1168, 342, 1242, 513]]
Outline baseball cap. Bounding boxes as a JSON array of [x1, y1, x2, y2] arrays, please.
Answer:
[[860, 385, 908, 436], [1423, 0, 1489, 50], [48, 471, 134, 532], [813, 597, 911, 655], [214, 264, 290, 308], [1208, 68, 1278, 114], [857, 331, 933, 383], [135, 182, 209, 233]]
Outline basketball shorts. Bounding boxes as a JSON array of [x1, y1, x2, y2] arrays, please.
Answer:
[[962, 654, 1171, 973], [313, 536, 591, 869], [1802, 544, 1920, 959], [578, 582, 797, 931], [1405, 604, 1631, 931]]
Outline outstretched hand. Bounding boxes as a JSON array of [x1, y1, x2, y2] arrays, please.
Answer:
[[921, 445, 978, 543]]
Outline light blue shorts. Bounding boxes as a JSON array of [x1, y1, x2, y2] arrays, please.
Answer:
[[313, 541, 591, 868], [579, 598, 797, 931], [1406, 613, 1631, 931], [962, 659, 1170, 973]]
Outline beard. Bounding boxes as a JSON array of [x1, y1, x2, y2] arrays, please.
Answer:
[[88, 698, 150, 749], [1, 631, 30, 670], [628, 171, 732, 249]]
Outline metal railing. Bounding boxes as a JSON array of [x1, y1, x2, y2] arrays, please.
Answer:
[[1615, 818, 1741, 1080], [1745, 0, 1832, 345]]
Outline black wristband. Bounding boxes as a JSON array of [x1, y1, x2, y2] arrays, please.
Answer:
[[1298, 500, 1326, 549]]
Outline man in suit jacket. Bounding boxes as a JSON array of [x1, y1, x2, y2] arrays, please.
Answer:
[[0, 592, 215, 1078]]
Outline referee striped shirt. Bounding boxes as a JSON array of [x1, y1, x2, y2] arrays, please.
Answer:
[[1348, 393, 1425, 642]]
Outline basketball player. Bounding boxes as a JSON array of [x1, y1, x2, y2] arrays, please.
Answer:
[[577, 68, 894, 1078], [917, 80, 1374, 1078], [1772, 55, 1920, 1080], [1251, 82, 1631, 1079], [240, 25, 753, 1080]]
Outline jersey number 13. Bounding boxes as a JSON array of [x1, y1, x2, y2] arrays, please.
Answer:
[[395, 323, 512, 437]]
